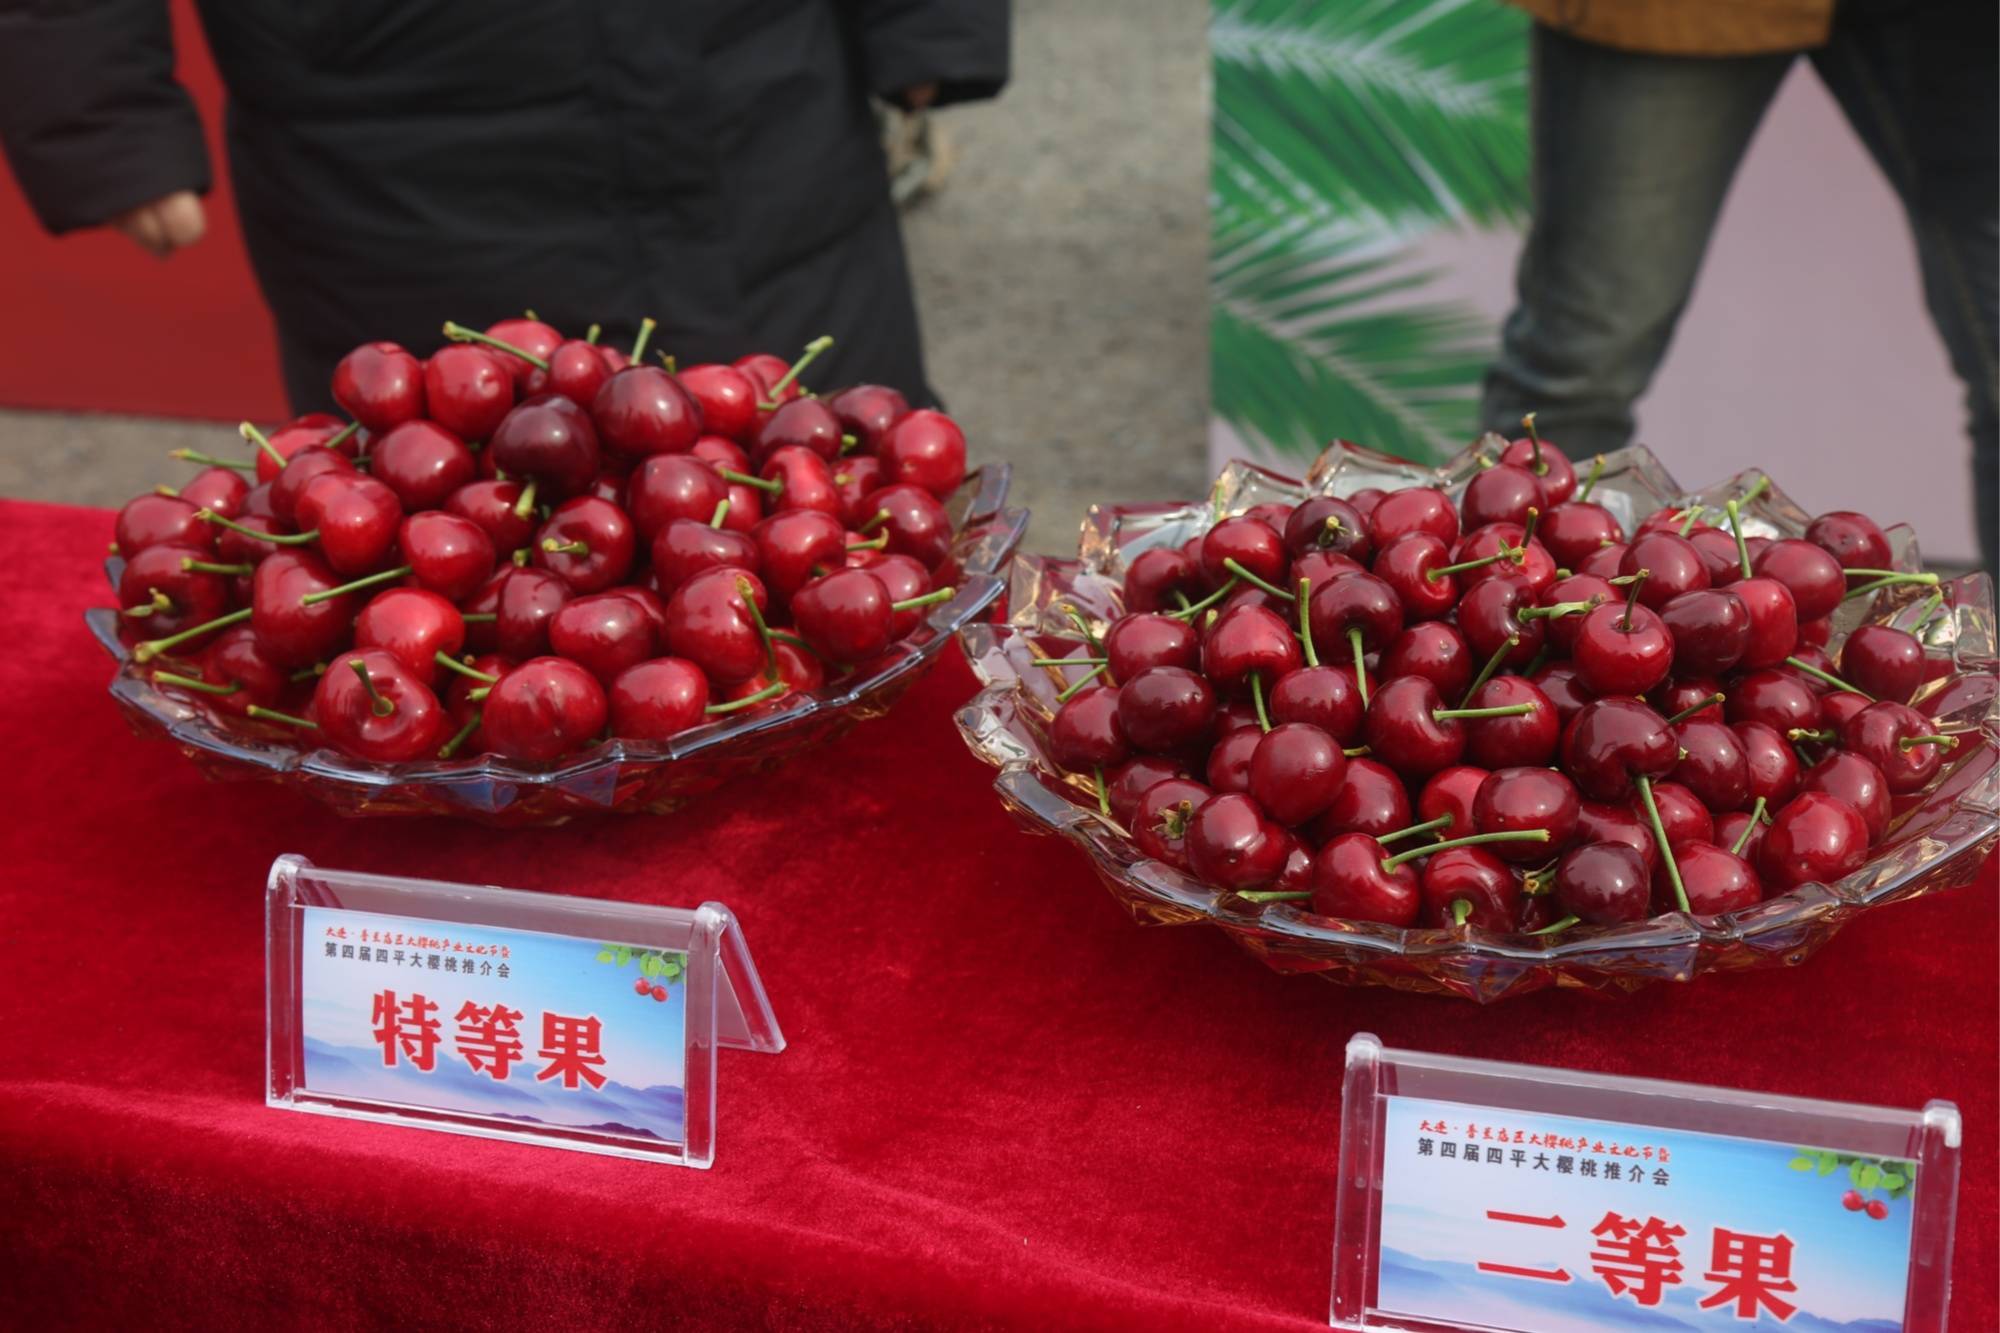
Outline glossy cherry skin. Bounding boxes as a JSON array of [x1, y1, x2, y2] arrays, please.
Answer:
[[1104, 614, 1199, 679], [623, 454, 726, 542], [1249, 722, 1345, 826], [592, 365, 703, 456], [1456, 524, 1557, 595], [751, 445, 841, 517], [1362, 675, 1470, 778], [1774, 644, 1842, 697], [1367, 487, 1458, 549], [797, 568, 900, 662], [1308, 572, 1404, 660], [116, 493, 216, 557], [752, 397, 846, 465], [1243, 501, 1295, 532], [1725, 670, 1820, 735], [1531, 663, 1595, 727], [1113, 666, 1214, 753], [1123, 547, 1205, 615], [1311, 833, 1419, 926], [1761, 791, 1870, 889], [1671, 719, 1750, 812], [495, 567, 572, 659], [1473, 766, 1580, 862], [1187, 793, 1289, 890], [1575, 800, 1657, 870], [1418, 764, 1489, 837], [1687, 527, 1746, 586], [195, 624, 288, 714], [867, 554, 935, 637], [365, 421, 470, 511], [1104, 755, 1191, 825], [1460, 462, 1545, 530], [291, 471, 401, 576], [526, 339, 615, 407], [719, 638, 822, 704], [1652, 675, 1726, 725], [332, 341, 425, 433], [831, 455, 888, 528], [445, 479, 536, 553], [1800, 751, 1891, 842], [1133, 778, 1213, 870], [826, 384, 912, 454], [479, 317, 560, 388], [176, 466, 253, 522], [1714, 810, 1768, 865], [1841, 700, 1954, 794], [862, 483, 953, 567], [1660, 588, 1749, 677], [1561, 698, 1677, 801], [1539, 501, 1624, 569], [480, 657, 608, 762], [1290, 549, 1366, 596], [549, 592, 658, 683], [1553, 842, 1652, 924], [1731, 720, 1800, 808], [1841, 624, 1925, 704], [606, 657, 710, 740], [1202, 604, 1302, 695], [1752, 539, 1846, 621], [1379, 622, 1472, 700], [247, 550, 352, 666], [877, 409, 967, 496], [1576, 541, 1628, 579], [752, 508, 847, 601], [250, 412, 350, 483], [1268, 664, 1364, 742], [1500, 435, 1576, 500], [1461, 676, 1560, 770], [1046, 685, 1128, 772], [1533, 573, 1615, 653], [312, 650, 449, 762], [1456, 576, 1546, 669], [115, 544, 231, 640], [489, 394, 602, 499], [1804, 511, 1892, 585], [1421, 847, 1519, 929], [677, 364, 762, 442], [1204, 727, 1261, 793], [1573, 601, 1672, 695], [397, 511, 495, 602], [1198, 516, 1285, 588], [1731, 576, 1800, 669], [663, 567, 773, 685], [734, 352, 800, 407], [422, 345, 513, 442], [1373, 532, 1462, 620], [531, 497, 634, 593], [352, 588, 464, 686], [652, 517, 759, 596], [1670, 842, 1763, 915], [1621, 533, 1709, 608], [1283, 496, 1371, 562], [1311, 757, 1412, 841], [1646, 780, 1715, 848]]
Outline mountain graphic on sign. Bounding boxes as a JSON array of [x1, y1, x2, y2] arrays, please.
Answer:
[[302, 1036, 686, 1143]]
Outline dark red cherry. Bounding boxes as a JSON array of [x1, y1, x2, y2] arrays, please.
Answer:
[[1104, 614, 1199, 679], [312, 650, 449, 762], [114, 543, 232, 641], [495, 567, 571, 660], [332, 342, 425, 434], [1753, 539, 1846, 621], [1540, 501, 1624, 569], [1201, 516, 1287, 588], [1841, 700, 1958, 794], [663, 567, 773, 685], [549, 592, 658, 683], [1534, 573, 1616, 653], [1621, 534, 1709, 607], [1268, 664, 1363, 742], [1726, 670, 1820, 735], [352, 588, 463, 686], [1462, 676, 1559, 769], [862, 483, 953, 567], [1840, 624, 1925, 705], [1123, 547, 1205, 615], [1734, 721, 1801, 808], [1242, 502, 1294, 532], [1367, 488, 1458, 549], [195, 624, 287, 715], [1373, 532, 1466, 620], [1460, 463, 1544, 530], [1455, 523, 1556, 595], [488, 393, 602, 499], [870, 554, 936, 637], [1104, 756, 1190, 825], [1290, 548, 1366, 594], [424, 345, 514, 443], [1761, 791, 1869, 889], [1116, 666, 1216, 753], [1531, 663, 1595, 727], [1561, 698, 1676, 801], [1420, 847, 1519, 929], [1417, 764, 1490, 837], [1800, 751, 1891, 842], [1804, 511, 1892, 586], [1715, 809, 1768, 866], [1498, 432, 1576, 503], [370, 421, 474, 511], [625, 454, 727, 542], [1311, 756, 1412, 840], [1308, 572, 1403, 671], [1473, 766, 1580, 862], [607, 657, 710, 740], [1577, 541, 1628, 578], [754, 397, 846, 465], [534, 496, 635, 593], [1669, 841, 1762, 915], [1283, 496, 1371, 562], [1652, 676, 1726, 725], [1774, 645, 1843, 697], [1687, 527, 1746, 586], [1201, 604, 1302, 696], [481, 657, 608, 762], [1344, 487, 1388, 520], [398, 511, 495, 602], [1732, 576, 1800, 669], [1249, 723, 1345, 826], [115, 493, 216, 557], [1457, 575, 1547, 670], [1187, 793, 1289, 890], [1360, 675, 1468, 778], [1671, 719, 1750, 812], [1645, 780, 1714, 848], [529, 339, 615, 408], [593, 365, 703, 457], [826, 384, 912, 454], [1572, 600, 1672, 696], [678, 364, 762, 442], [1575, 800, 1657, 870], [1660, 588, 1749, 677], [877, 409, 967, 496], [1552, 843, 1651, 924], [1134, 778, 1212, 870], [1378, 622, 1472, 702], [752, 508, 847, 601], [1204, 727, 1261, 793], [1048, 685, 1129, 772], [652, 517, 759, 597], [1311, 833, 1420, 926]]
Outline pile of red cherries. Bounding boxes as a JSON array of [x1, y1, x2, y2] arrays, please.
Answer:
[[1036, 425, 1964, 935], [109, 317, 969, 764]]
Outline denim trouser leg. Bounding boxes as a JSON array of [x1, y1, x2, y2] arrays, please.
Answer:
[[1809, 9, 1999, 574], [1481, 27, 1792, 459]]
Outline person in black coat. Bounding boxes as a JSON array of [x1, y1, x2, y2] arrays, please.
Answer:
[[0, 2, 1009, 413]]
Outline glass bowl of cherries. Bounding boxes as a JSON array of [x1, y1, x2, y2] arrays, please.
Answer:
[[88, 319, 1029, 825], [956, 434, 1997, 1001]]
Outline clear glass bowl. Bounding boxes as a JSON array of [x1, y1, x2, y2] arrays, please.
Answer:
[[91, 465, 1028, 825], [955, 441, 1999, 1001]]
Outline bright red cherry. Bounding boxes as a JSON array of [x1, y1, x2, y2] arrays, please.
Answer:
[[549, 592, 658, 683], [424, 345, 515, 443], [1840, 701, 1959, 794], [1621, 534, 1709, 607], [1417, 764, 1490, 837], [482, 317, 561, 388], [623, 454, 727, 542], [114, 543, 232, 641], [608, 657, 710, 740], [678, 364, 761, 442], [877, 409, 967, 496], [534, 496, 635, 593], [1669, 841, 1762, 915], [1367, 487, 1458, 549], [1268, 664, 1363, 743], [398, 511, 495, 602], [353, 588, 464, 686], [1553, 842, 1651, 924], [1726, 670, 1821, 735], [1540, 501, 1624, 569], [332, 342, 425, 433], [293, 472, 403, 576], [1800, 751, 1891, 842], [116, 493, 216, 557], [1731, 576, 1800, 669], [1652, 675, 1726, 726], [1499, 430, 1576, 503], [593, 365, 702, 456], [752, 508, 847, 601], [1734, 720, 1802, 808], [1379, 621, 1473, 701], [1201, 604, 1302, 696], [1311, 832, 1420, 925], [1645, 780, 1715, 848], [790, 568, 897, 662], [481, 657, 609, 762], [1840, 624, 1925, 704], [1572, 599, 1672, 695], [1102, 614, 1198, 679], [1308, 572, 1403, 690], [1420, 846, 1520, 929], [191, 624, 288, 715], [1457, 575, 1550, 670], [312, 650, 449, 762], [1461, 676, 1559, 769], [1805, 511, 1892, 586], [753, 398, 846, 464], [862, 483, 953, 567], [1575, 800, 1657, 870], [1761, 792, 1869, 889], [1473, 766, 1580, 862], [1104, 755, 1190, 825], [1753, 539, 1847, 621], [1361, 674, 1497, 780], [495, 567, 572, 659], [527, 339, 615, 407], [1248, 722, 1345, 826], [663, 568, 773, 684], [1188, 793, 1289, 890], [1204, 727, 1260, 793], [1460, 463, 1544, 530], [1201, 516, 1287, 588], [1123, 547, 1205, 615], [446, 479, 536, 553]]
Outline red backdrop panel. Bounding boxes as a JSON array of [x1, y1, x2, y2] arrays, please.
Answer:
[[0, 0, 285, 422]]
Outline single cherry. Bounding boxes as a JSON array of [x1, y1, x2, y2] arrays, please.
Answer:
[[826, 384, 912, 455], [593, 364, 703, 456], [1248, 722, 1345, 826], [877, 409, 967, 496], [1800, 751, 1891, 842], [1473, 767, 1581, 862], [1552, 842, 1651, 924], [1310, 757, 1412, 840], [1420, 847, 1520, 929], [1116, 666, 1217, 753], [1188, 793, 1290, 890], [535, 496, 636, 593], [1133, 778, 1213, 870], [607, 657, 711, 740], [489, 394, 602, 500], [663, 568, 774, 684], [1379, 621, 1472, 701], [481, 657, 609, 762], [1840, 624, 1925, 704], [1761, 791, 1869, 889], [312, 650, 449, 761], [1561, 698, 1676, 801], [1753, 539, 1847, 621], [1105, 755, 1190, 825], [332, 342, 425, 433]]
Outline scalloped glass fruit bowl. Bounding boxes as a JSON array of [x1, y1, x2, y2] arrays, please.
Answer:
[[955, 441, 1999, 1002], [91, 465, 1027, 825]]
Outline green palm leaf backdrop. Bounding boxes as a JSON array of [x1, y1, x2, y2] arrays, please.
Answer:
[[1211, 0, 1531, 465]]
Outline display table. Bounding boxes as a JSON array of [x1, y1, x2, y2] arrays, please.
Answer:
[[4, 496, 1993, 1329]]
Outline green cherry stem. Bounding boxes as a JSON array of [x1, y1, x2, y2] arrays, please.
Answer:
[[1450, 899, 1473, 926], [1516, 506, 1540, 555], [1789, 727, 1838, 745], [1737, 474, 1771, 509], [1576, 454, 1606, 502], [1723, 498, 1753, 580], [199, 508, 319, 545], [719, 468, 783, 495], [763, 334, 833, 403], [1221, 558, 1295, 601], [348, 657, 395, 717], [1427, 548, 1517, 582], [1168, 577, 1240, 622], [1055, 663, 1109, 703], [1784, 656, 1869, 697], [122, 589, 173, 617], [133, 606, 253, 662], [847, 533, 889, 553], [1250, 671, 1271, 733], [1900, 733, 1961, 752], [628, 316, 658, 366], [461, 613, 496, 624], [437, 712, 482, 759], [247, 704, 317, 729], [289, 663, 326, 682], [1343, 744, 1371, 757], [1908, 589, 1948, 632], [151, 670, 239, 697], [1663, 692, 1726, 725], [238, 421, 287, 469], [1520, 413, 1547, 473], [708, 499, 732, 529], [1634, 775, 1689, 914], [1844, 572, 1940, 600], [891, 587, 955, 613], [1296, 577, 1318, 667], [168, 448, 256, 473], [1060, 604, 1104, 654], [1349, 626, 1370, 707], [1233, 890, 1313, 904], [1031, 656, 1104, 667], [1433, 703, 1535, 722], [1380, 828, 1550, 873], [1517, 599, 1593, 621], [1093, 764, 1111, 817], [440, 321, 550, 371], [1677, 504, 1707, 538], [180, 557, 252, 577], [704, 680, 786, 714], [584, 323, 602, 345], [1620, 568, 1649, 631], [856, 507, 892, 535], [1378, 813, 1453, 845], [542, 538, 588, 557], [1459, 633, 1519, 708], [433, 653, 500, 684], [1530, 915, 1580, 937], [1730, 797, 1768, 857], [301, 564, 412, 605], [738, 577, 779, 679], [659, 352, 679, 373], [511, 479, 539, 521]]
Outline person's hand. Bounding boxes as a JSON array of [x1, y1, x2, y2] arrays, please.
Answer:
[[900, 83, 939, 111], [112, 190, 206, 258]]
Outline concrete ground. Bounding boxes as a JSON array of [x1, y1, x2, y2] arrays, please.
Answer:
[[0, 0, 1213, 556]]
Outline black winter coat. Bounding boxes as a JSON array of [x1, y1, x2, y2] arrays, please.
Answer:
[[0, 1, 1009, 412]]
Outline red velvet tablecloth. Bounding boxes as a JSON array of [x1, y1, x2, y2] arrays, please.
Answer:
[[4, 496, 1995, 1329]]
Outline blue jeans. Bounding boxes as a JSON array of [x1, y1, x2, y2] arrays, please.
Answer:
[[1483, 10, 1998, 573]]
